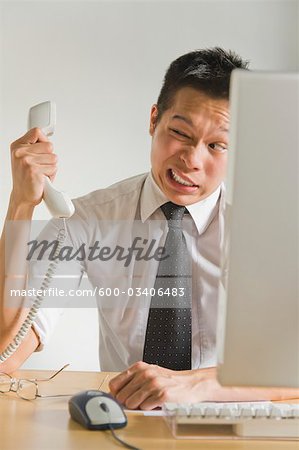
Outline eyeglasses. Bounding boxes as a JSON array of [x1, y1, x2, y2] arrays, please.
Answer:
[[0, 363, 70, 400]]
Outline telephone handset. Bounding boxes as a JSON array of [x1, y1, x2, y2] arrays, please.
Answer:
[[28, 101, 75, 218], [0, 102, 72, 363]]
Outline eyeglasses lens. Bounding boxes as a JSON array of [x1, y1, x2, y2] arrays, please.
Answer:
[[17, 380, 37, 400], [0, 373, 11, 393]]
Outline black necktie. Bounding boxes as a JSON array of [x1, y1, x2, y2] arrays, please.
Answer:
[[143, 202, 192, 370]]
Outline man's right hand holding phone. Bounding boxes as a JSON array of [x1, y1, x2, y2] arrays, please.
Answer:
[[9, 127, 58, 215]]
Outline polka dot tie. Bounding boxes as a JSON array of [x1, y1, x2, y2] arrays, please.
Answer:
[[143, 202, 192, 370]]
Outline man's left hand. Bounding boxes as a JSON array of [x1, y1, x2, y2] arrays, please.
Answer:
[[108, 361, 218, 410]]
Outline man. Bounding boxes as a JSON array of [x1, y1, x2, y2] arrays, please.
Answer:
[[1, 47, 298, 409]]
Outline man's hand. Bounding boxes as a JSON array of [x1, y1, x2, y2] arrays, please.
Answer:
[[10, 127, 57, 208], [109, 361, 219, 410], [109, 361, 299, 410]]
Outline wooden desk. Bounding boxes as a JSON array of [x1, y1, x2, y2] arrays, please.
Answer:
[[1, 369, 298, 450]]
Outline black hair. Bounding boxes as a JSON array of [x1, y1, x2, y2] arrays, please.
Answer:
[[156, 47, 249, 121]]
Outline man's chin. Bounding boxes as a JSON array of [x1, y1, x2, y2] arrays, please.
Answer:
[[165, 190, 206, 206]]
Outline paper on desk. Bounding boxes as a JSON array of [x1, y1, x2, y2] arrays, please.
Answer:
[[125, 409, 165, 416]]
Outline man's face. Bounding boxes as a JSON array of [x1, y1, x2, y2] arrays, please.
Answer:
[[150, 87, 229, 205]]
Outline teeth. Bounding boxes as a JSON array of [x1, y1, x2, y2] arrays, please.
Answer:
[[171, 169, 194, 187]]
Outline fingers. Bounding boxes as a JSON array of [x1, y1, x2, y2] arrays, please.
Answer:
[[11, 127, 49, 147], [12, 141, 54, 158], [9, 128, 57, 207], [36, 164, 57, 179], [117, 377, 168, 410], [113, 370, 149, 404], [109, 361, 171, 410], [139, 394, 166, 411], [109, 361, 148, 395], [15, 152, 57, 166], [11, 131, 56, 166]]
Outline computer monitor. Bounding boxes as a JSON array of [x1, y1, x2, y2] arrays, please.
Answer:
[[217, 70, 299, 388]]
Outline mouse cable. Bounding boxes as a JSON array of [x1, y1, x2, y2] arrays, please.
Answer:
[[107, 424, 141, 450], [100, 401, 141, 450]]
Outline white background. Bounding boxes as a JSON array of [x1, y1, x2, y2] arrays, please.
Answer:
[[0, 0, 298, 371]]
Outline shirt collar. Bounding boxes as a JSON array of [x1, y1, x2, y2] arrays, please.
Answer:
[[140, 172, 168, 222], [140, 172, 223, 235]]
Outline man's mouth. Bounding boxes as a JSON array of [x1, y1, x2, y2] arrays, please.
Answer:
[[169, 169, 198, 188]]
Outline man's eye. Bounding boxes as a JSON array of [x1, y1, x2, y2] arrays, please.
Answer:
[[170, 128, 190, 139], [209, 143, 227, 153]]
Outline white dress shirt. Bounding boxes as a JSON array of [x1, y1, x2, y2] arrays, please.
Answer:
[[30, 172, 225, 371]]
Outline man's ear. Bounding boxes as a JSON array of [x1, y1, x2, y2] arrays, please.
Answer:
[[149, 104, 159, 136]]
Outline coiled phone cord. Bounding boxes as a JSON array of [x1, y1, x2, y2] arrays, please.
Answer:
[[0, 220, 67, 363]]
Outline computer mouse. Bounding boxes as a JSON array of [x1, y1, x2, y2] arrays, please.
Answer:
[[68, 390, 127, 430]]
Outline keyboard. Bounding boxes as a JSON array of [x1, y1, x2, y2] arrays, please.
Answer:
[[163, 402, 299, 439]]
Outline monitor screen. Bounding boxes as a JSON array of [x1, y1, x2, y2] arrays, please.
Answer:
[[217, 70, 299, 388]]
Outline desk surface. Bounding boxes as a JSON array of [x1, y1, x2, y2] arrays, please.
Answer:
[[1, 369, 298, 450]]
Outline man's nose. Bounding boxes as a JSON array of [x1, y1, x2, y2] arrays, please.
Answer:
[[180, 143, 205, 171]]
